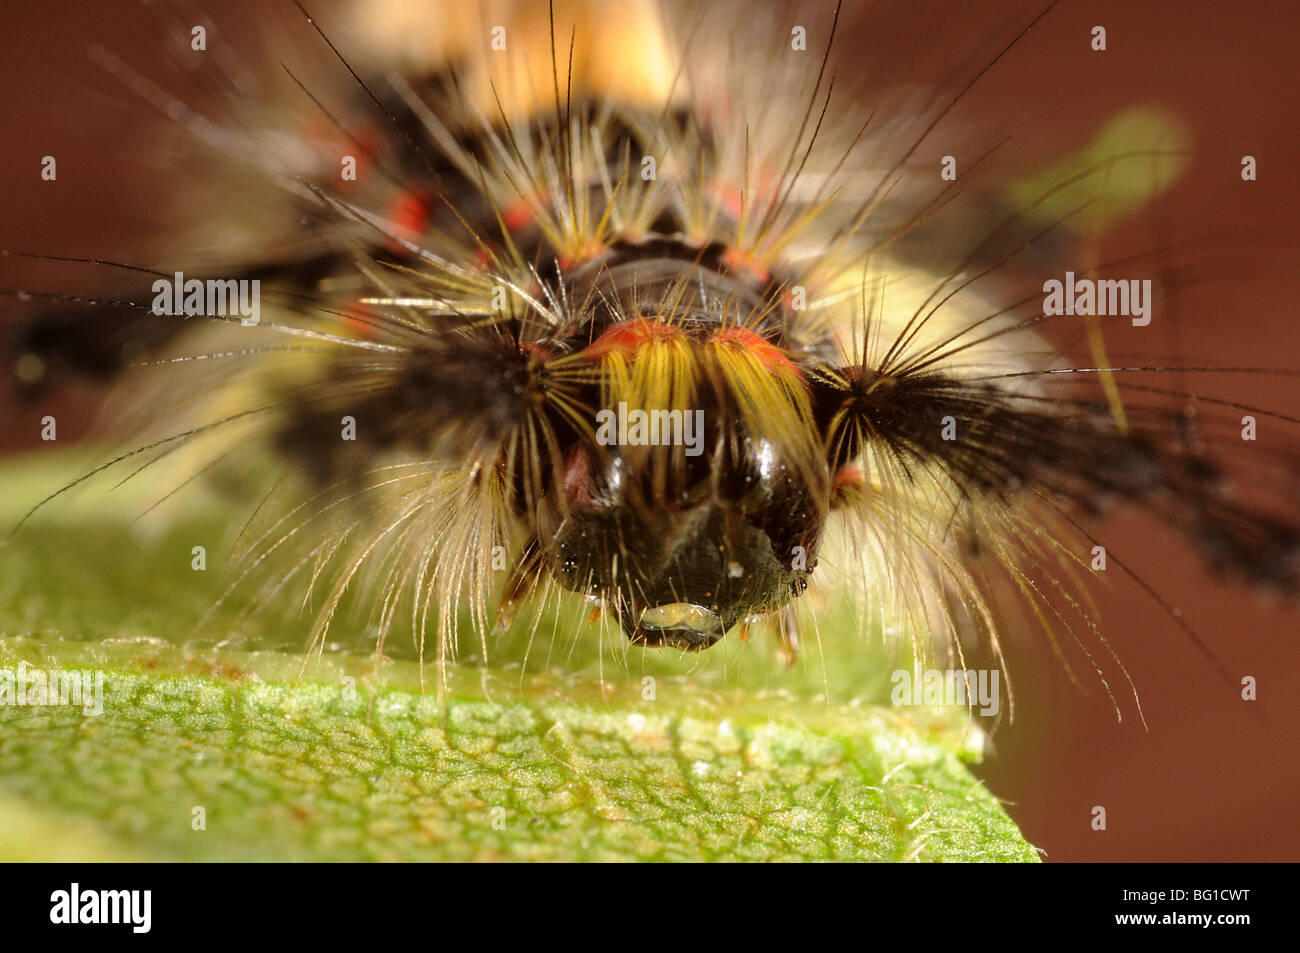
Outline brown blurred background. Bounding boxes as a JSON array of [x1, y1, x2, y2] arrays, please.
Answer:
[[1, 0, 1297, 860]]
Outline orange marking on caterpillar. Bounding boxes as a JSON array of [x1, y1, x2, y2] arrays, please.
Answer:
[[715, 183, 745, 221], [829, 463, 864, 510], [557, 239, 607, 270], [343, 298, 376, 340], [719, 244, 772, 286], [502, 199, 535, 233], [519, 341, 553, 364], [712, 326, 800, 376], [832, 464, 863, 493], [585, 318, 685, 358], [383, 188, 432, 254]]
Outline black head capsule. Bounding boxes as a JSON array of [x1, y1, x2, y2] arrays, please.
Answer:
[[540, 429, 827, 650]]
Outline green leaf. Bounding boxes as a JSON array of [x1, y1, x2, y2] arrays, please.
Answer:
[[0, 451, 1037, 861]]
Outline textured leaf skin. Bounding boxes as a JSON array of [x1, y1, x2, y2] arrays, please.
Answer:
[[0, 639, 1033, 862], [0, 454, 1037, 861]]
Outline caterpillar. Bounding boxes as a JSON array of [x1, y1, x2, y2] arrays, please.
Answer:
[[4, 0, 1297, 732]]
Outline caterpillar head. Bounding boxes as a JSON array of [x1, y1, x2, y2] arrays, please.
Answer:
[[540, 421, 826, 650], [531, 258, 831, 650]]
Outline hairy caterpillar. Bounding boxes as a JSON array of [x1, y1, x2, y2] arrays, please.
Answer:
[[3, 0, 1298, 751]]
